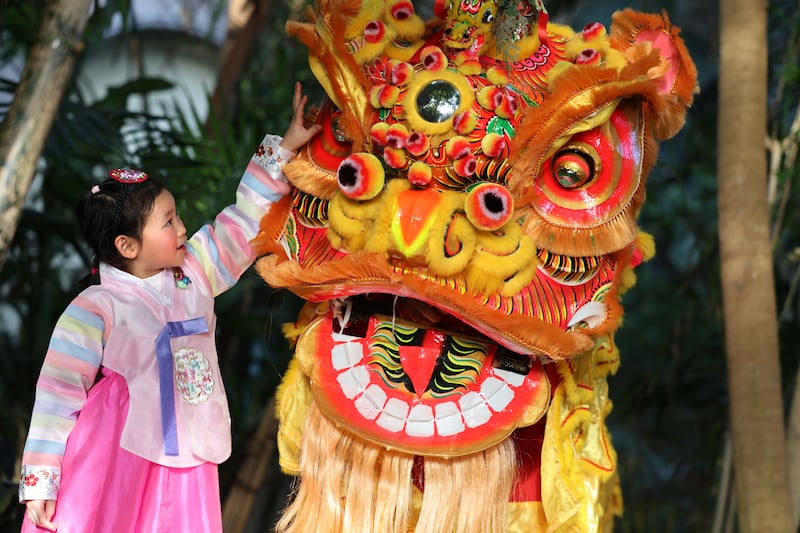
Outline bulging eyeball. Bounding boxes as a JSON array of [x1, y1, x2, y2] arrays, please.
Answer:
[[553, 150, 595, 188], [337, 153, 386, 200], [464, 182, 514, 230]]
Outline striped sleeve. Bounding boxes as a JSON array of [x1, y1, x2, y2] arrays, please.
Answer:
[[186, 133, 294, 296], [19, 295, 105, 502]]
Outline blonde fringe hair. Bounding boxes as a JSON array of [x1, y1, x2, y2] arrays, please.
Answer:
[[276, 402, 518, 533]]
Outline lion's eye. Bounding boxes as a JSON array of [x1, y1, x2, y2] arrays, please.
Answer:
[[552, 150, 595, 188], [464, 182, 514, 231], [482, 10, 494, 23]]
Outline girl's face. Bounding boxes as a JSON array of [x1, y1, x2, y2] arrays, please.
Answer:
[[129, 189, 187, 278]]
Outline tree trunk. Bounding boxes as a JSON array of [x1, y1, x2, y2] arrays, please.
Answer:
[[222, 395, 281, 532], [0, 0, 93, 273], [207, 0, 276, 128], [717, 0, 793, 529], [789, 365, 800, 529]]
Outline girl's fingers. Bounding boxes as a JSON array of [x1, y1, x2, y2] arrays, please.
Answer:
[[295, 95, 308, 117], [292, 82, 302, 108]]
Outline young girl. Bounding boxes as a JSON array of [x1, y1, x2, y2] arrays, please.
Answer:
[[18, 83, 321, 532]]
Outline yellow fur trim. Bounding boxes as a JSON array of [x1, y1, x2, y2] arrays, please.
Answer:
[[352, 34, 398, 64], [383, 0, 425, 39], [636, 230, 656, 261], [343, 0, 383, 39], [275, 358, 313, 475], [547, 22, 577, 41]]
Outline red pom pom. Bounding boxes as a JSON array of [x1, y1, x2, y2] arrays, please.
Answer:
[[582, 22, 606, 40], [364, 20, 386, 43], [453, 155, 477, 177], [391, 1, 414, 20]]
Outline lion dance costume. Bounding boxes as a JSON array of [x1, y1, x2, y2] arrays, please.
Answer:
[[251, 0, 697, 530]]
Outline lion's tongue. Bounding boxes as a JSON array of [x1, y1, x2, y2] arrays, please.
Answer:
[[399, 330, 448, 396]]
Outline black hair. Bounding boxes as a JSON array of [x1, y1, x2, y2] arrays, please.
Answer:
[[76, 177, 167, 279]]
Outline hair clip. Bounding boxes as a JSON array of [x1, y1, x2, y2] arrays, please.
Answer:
[[109, 168, 148, 184], [91, 185, 100, 194]]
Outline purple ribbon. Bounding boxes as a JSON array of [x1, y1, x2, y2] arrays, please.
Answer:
[[155, 317, 209, 456]]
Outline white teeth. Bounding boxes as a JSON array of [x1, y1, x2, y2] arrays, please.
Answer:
[[331, 341, 364, 370], [336, 366, 370, 399], [493, 367, 526, 387], [459, 392, 492, 428], [332, 345, 532, 439], [376, 398, 410, 433], [355, 385, 387, 420], [406, 404, 435, 437], [434, 401, 465, 436], [481, 377, 514, 412]]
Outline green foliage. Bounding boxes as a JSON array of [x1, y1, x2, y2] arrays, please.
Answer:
[[1, 0, 799, 531]]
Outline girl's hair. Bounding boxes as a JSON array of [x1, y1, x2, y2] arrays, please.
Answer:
[[76, 177, 166, 273]]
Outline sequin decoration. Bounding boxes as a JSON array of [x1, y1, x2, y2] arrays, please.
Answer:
[[173, 267, 191, 289], [109, 168, 149, 183], [173, 347, 214, 405]]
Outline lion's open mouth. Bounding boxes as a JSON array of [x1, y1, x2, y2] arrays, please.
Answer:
[[296, 294, 552, 457]]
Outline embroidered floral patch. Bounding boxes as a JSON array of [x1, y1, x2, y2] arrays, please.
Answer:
[[173, 347, 214, 404], [254, 139, 288, 175], [19, 466, 60, 500]]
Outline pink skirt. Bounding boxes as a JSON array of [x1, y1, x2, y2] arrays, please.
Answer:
[[22, 369, 223, 533]]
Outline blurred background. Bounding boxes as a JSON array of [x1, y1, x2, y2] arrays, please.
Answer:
[[0, 0, 797, 531]]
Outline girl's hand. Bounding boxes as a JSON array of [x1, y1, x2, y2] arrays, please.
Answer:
[[26, 499, 57, 531], [279, 82, 323, 153]]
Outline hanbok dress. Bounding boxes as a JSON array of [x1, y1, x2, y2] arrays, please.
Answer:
[[18, 134, 295, 532]]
